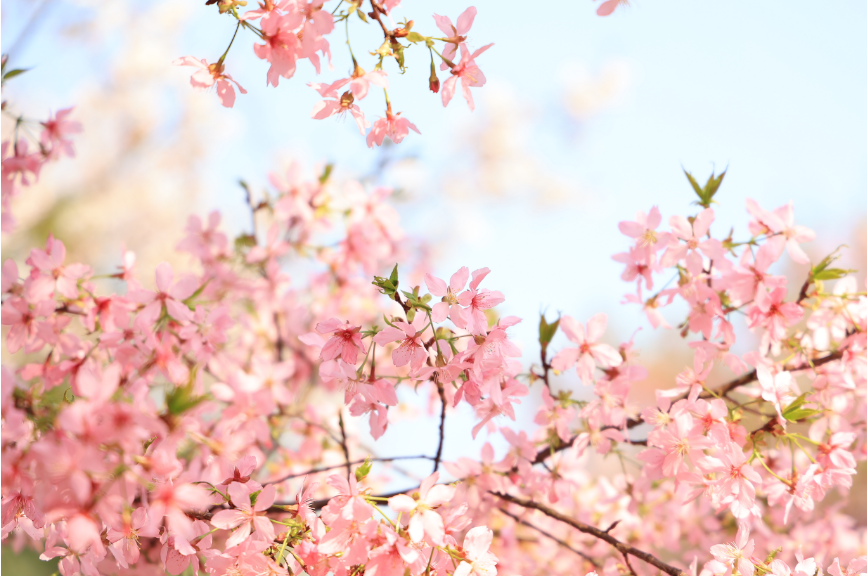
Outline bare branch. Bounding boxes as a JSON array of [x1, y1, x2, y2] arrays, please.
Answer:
[[490, 491, 687, 576], [433, 380, 447, 474], [337, 410, 352, 481]]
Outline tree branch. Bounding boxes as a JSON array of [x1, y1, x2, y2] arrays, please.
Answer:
[[433, 380, 447, 474], [490, 492, 687, 576], [337, 410, 351, 481], [529, 349, 846, 466]]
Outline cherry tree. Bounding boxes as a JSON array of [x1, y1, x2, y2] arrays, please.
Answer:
[[2, 3, 866, 576]]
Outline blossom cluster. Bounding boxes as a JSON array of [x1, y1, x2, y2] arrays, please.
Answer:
[[3, 158, 866, 576], [1, 60, 82, 233], [173, 1, 495, 148]]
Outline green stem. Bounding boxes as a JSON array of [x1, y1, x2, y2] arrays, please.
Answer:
[[346, 15, 356, 60], [218, 21, 242, 65], [370, 502, 397, 529]]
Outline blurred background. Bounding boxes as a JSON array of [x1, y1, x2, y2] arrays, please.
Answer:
[[3, 0, 867, 572]]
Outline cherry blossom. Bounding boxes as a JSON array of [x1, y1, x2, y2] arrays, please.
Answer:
[[551, 313, 622, 383], [454, 526, 498, 576], [388, 472, 456, 546], [442, 43, 494, 111], [172, 56, 247, 107]]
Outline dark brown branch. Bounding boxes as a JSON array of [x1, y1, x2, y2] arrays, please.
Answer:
[[273, 312, 285, 362], [701, 349, 843, 399], [433, 381, 447, 474], [497, 508, 598, 568], [490, 492, 687, 576], [272, 486, 413, 512], [367, 0, 394, 39], [337, 411, 352, 481]]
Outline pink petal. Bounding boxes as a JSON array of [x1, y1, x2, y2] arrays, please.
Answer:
[[463, 526, 492, 560], [456, 7, 477, 34], [387, 494, 416, 513], [210, 509, 247, 530], [155, 262, 174, 293], [424, 273, 447, 296], [585, 313, 608, 342]]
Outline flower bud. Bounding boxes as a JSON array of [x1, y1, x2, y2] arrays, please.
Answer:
[[429, 61, 440, 93]]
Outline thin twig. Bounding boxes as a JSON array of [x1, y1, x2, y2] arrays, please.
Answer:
[[273, 312, 285, 362], [490, 492, 687, 576], [433, 380, 447, 474], [337, 411, 352, 481]]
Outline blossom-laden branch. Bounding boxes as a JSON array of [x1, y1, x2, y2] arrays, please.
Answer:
[[3, 156, 867, 576]]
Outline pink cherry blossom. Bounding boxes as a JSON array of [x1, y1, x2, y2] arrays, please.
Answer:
[[366, 109, 421, 148], [310, 78, 369, 135], [26, 235, 91, 300], [314, 318, 367, 364], [456, 267, 504, 335], [433, 7, 477, 67], [747, 199, 816, 264], [210, 482, 277, 548], [349, 66, 388, 101], [372, 315, 429, 371], [253, 11, 303, 86], [40, 108, 82, 160], [128, 261, 198, 326], [442, 42, 494, 112], [454, 525, 498, 576], [172, 56, 247, 107], [388, 472, 456, 546], [551, 313, 622, 383], [425, 267, 470, 327], [709, 526, 756, 576], [595, 0, 629, 16]]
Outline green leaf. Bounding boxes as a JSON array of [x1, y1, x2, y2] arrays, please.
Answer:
[[235, 234, 257, 249], [813, 268, 854, 281], [42, 384, 71, 407], [683, 169, 703, 197], [765, 548, 782, 564], [319, 163, 334, 184], [782, 393, 822, 422], [166, 381, 207, 416], [703, 169, 726, 201], [538, 313, 560, 346], [3, 68, 30, 81], [373, 265, 400, 298], [683, 167, 726, 208], [810, 246, 852, 282], [355, 456, 373, 482], [406, 31, 426, 43]]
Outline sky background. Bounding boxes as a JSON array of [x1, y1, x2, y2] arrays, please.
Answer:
[[3, 0, 867, 483]]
